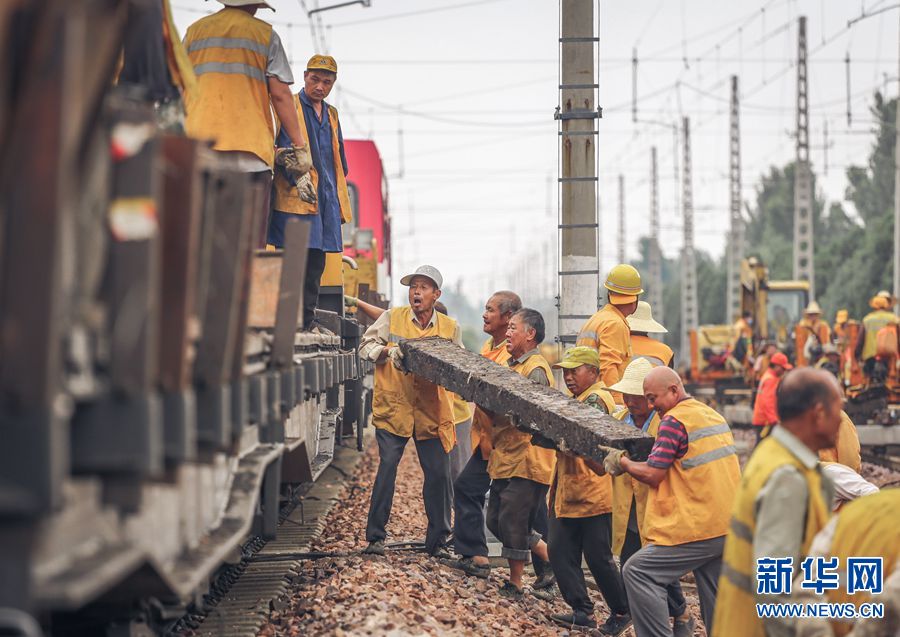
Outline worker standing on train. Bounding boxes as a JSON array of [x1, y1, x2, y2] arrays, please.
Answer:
[[183, 0, 310, 247], [604, 367, 740, 637], [713, 368, 841, 637], [627, 301, 673, 368], [545, 347, 631, 635], [269, 55, 352, 333], [795, 302, 831, 367], [447, 291, 521, 579], [577, 264, 643, 403], [359, 265, 460, 558]]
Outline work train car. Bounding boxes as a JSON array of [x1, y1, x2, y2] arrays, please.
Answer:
[[0, 10, 388, 637]]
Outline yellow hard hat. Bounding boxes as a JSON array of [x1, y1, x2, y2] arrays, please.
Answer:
[[871, 295, 892, 310], [307, 55, 338, 74], [604, 264, 643, 304], [552, 346, 600, 370]]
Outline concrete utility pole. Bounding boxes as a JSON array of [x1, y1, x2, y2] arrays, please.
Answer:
[[895, 10, 900, 304], [648, 147, 664, 325], [794, 15, 815, 298], [617, 174, 625, 264], [681, 117, 698, 360], [557, 0, 600, 345], [726, 75, 743, 322]]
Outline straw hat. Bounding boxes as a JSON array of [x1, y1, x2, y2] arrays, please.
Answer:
[[626, 301, 668, 333], [804, 301, 822, 315], [607, 358, 655, 396]]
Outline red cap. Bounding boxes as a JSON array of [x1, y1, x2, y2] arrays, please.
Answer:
[[770, 352, 793, 370]]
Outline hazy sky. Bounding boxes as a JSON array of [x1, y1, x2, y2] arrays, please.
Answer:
[[171, 0, 900, 307]]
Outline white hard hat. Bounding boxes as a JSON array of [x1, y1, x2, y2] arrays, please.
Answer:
[[400, 265, 443, 290]]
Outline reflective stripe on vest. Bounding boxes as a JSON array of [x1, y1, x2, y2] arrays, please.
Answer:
[[711, 434, 828, 637], [186, 36, 269, 55], [193, 61, 265, 81]]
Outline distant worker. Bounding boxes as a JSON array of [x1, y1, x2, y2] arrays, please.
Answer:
[[484, 309, 556, 599], [448, 291, 521, 579], [814, 343, 842, 381], [832, 309, 849, 349], [183, 0, 310, 246], [752, 351, 792, 438], [855, 291, 899, 381], [577, 264, 643, 403], [790, 490, 900, 637], [608, 359, 693, 637], [753, 342, 778, 383], [359, 265, 461, 558], [713, 368, 841, 637], [627, 301, 673, 368], [795, 301, 831, 367], [818, 411, 861, 473], [269, 55, 352, 332], [732, 310, 754, 366], [605, 367, 741, 636], [546, 347, 631, 634]]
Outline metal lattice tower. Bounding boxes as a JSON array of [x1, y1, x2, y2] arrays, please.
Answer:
[[648, 147, 663, 324], [557, 0, 600, 345], [794, 15, 814, 297], [617, 174, 625, 264], [681, 117, 698, 359], [726, 75, 744, 322]]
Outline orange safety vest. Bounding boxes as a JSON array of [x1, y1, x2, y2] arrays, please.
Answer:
[[576, 304, 633, 402], [371, 306, 457, 452], [272, 95, 353, 223], [470, 338, 511, 451], [611, 410, 661, 554], [642, 399, 741, 546], [184, 8, 275, 167], [631, 333, 674, 367], [486, 352, 557, 484], [713, 433, 829, 637], [550, 382, 616, 518], [795, 318, 831, 367]]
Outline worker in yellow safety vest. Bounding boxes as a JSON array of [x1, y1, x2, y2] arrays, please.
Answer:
[[447, 291, 522, 579], [790, 489, 900, 637], [607, 358, 694, 637], [183, 0, 311, 247], [795, 301, 832, 367], [627, 301, 674, 368], [545, 347, 631, 634], [712, 368, 842, 637], [483, 308, 556, 599], [855, 291, 899, 381], [577, 264, 643, 403], [358, 265, 462, 558], [269, 55, 354, 332], [603, 366, 741, 636]]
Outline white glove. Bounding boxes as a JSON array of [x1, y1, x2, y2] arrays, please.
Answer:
[[599, 446, 628, 476], [388, 346, 406, 371], [297, 173, 317, 203]]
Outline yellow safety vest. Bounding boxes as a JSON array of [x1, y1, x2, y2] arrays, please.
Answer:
[[184, 8, 275, 167], [712, 434, 829, 637], [272, 96, 353, 223], [861, 309, 897, 360], [643, 398, 741, 546], [470, 338, 511, 451], [371, 307, 457, 452], [611, 410, 661, 555], [825, 489, 900, 637], [486, 353, 557, 484], [550, 382, 616, 518]]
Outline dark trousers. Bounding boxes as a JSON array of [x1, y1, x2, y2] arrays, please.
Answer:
[[452, 451, 490, 558], [303, 248, 326, 328], [621, 528, 687, 617], [532, 492, 551, 577], [486, 477, 548, 561], [250, 170, 272, 249], [365, 428, 451, 554], [549, 510, 629, 617]]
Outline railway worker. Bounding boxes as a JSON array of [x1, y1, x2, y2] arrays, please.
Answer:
[[855, 291, 899, 381], [603, 366, 741, 637], [790, 489, 900, 637], [712, 368, 841, 637], [577, 264, 643, 403], [269, 55, 352, 332], [795, 301, 832, 367], [752, 351, 792, 439], [814, 343, 842, 380], [484, 308, 556, 599], [817, 411, 861, 473], [832, 308, 850, 349], [183, 0, 310, 247], [359, 265, 461, 558], [627, 301, 673, 368], [732, 311, 754, 365], [607, 358, 693, 637], [447, 291, 521, 579], [545, 346, 632, 634]]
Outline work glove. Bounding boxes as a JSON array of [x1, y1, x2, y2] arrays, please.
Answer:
[[274, 144, 312, 180], [296, 173, 317, 204], [388, 345, 406, 372], [599, 445, 628, 476], [344, 295, 358, 307]]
